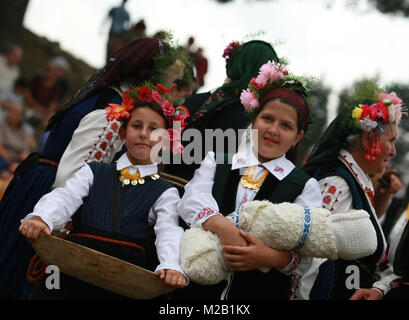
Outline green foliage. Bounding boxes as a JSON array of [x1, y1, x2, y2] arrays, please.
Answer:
[[297, 79, 331, 166]]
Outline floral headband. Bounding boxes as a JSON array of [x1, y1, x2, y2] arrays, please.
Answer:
[[240, 60, 310, 111], [351, 92, 403, 132], [222, 41, 241, 61], [105, 82, 189, 153], [350, 92, 404, 161]]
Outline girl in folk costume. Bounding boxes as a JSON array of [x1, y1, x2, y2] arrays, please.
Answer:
[[19, 83, 190, 299], [0, 37, 188, 300], [303, 83, 404, 300], [178, 61, 325, 300]]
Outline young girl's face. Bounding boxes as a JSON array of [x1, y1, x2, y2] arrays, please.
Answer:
[[253, 99, 304, 163], [119, 106, 167, 165]]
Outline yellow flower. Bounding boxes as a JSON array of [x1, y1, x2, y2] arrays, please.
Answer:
[[352, 107, 363, 120]]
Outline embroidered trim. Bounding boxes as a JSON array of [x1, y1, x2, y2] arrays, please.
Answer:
[[389, 279, 400, 289], [288, 274, 301, 300], [86, 119, 122, 163], [193, 207, 220, 225], [292, 206, 312, 250], [282, 250, 301, 274]]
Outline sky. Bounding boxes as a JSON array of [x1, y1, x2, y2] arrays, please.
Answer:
[[23, 0, 409, 121]]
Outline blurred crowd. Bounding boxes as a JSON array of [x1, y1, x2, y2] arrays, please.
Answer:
[[0, 1, 210, 200], [0, 44, 71, 199]]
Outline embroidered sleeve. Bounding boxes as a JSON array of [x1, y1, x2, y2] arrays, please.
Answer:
[[319, 176, 353, 214], [192, 207, 221, 227], [53, 109, 123, 189]]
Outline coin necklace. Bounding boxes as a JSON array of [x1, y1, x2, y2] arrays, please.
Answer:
[[240, 166, 268, 192], [119, 167, 160, 186]]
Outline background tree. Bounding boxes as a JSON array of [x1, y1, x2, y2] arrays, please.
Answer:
[[0, 0, 29, 52]]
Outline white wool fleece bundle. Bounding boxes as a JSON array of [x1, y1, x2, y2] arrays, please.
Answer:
[[180, 201, 378, 285]]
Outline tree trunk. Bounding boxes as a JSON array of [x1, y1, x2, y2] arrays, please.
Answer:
[[0, 0, 29, 53]]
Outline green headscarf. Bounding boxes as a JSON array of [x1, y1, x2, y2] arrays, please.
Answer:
[[189, 40, 279, 129]]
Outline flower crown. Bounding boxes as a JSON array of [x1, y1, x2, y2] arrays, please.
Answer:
[[105, 82, 190, 153], [222, 41, 241, 61], [351, 92, 404, 133], [240, 60, 309, 111]]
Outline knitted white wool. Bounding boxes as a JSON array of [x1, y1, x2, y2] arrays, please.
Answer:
[[327, 210, 377, 260], [180, 201, 378, 285], [180, 227, 230, 285], [239, 201, 339, 260]]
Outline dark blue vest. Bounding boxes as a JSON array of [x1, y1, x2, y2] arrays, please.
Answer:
[[74, 162, 172, 242]]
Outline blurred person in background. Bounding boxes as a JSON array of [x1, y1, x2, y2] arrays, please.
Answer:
[[0, 44, 23, 94], [25, 56, 70, 130], [105, 0, 131, 61]]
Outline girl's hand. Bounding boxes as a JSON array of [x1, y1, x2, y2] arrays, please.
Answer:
[[349, 288, 383, 300], [19, 216, 51, 242], [203, 215, 247, 247], [158, 269, 186, 288], [223, 231, 291, 271]]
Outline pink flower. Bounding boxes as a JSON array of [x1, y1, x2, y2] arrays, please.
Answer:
[[379, 92, 402, 107], [395, 105, 402, 123], [151, 90, 162, 104], [172, 141, 184, 154], [240, 89, 259, 110], [379, 92, 403, 123], [161, 100, 175, 117], [257, 61, 284, 85]]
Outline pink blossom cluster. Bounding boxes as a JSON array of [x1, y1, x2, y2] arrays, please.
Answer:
[[240, 60, 289, 111], [378, 92, 403, 124], [254, 61, 288, 87]]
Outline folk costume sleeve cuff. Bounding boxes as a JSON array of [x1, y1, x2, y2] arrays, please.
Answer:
[[372, 264, 402, 297], [22, 164, 94, 231]]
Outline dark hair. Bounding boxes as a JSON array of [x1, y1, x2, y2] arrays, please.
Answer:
[[121, 100, 169, 129]]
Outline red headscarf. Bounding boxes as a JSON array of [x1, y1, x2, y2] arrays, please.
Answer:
[[260, 88, 311, 132]]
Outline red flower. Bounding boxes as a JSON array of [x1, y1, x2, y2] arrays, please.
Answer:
[[360, 104, 371, 120], [105, 103, 133, 121], [122, 94, 134, 107], [137, 87, 153, 101], [177, 105, 190, 117], [155, 83, 171, 95], [373, 102, 390, 123]]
